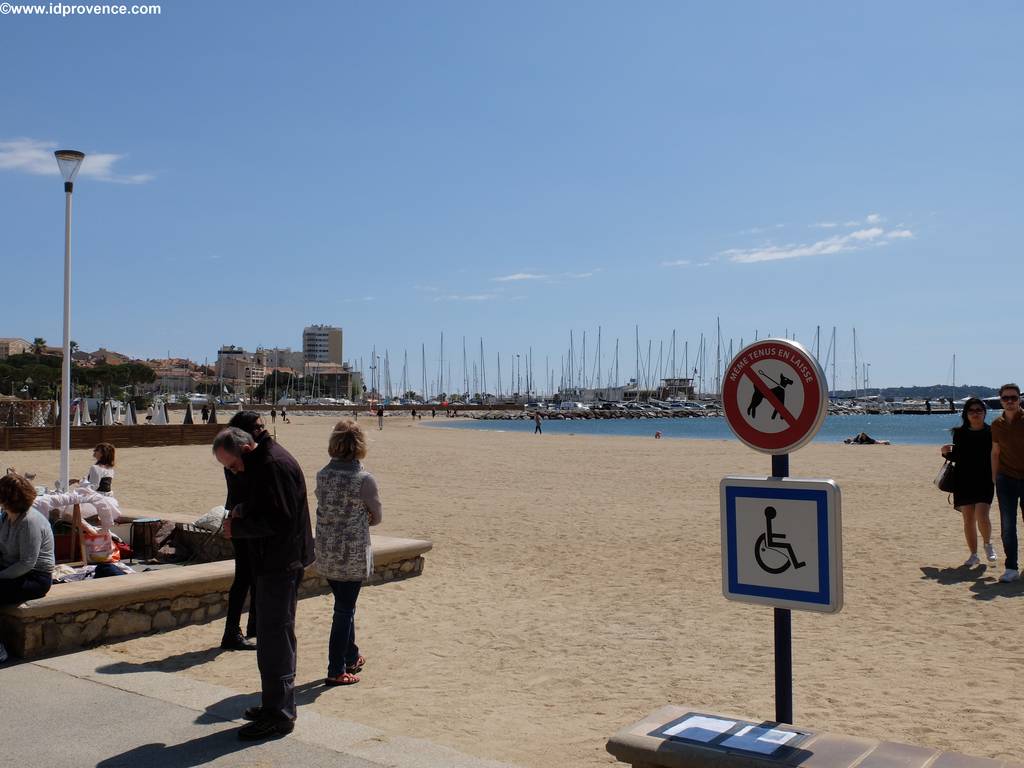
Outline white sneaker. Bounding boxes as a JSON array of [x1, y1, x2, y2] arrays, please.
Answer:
[[0, 642, 7, 664], [963, 553, 981, 567], [985, 544, 997, 562], [999, 569, 1019, 583]]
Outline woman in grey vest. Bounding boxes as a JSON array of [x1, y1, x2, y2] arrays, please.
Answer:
[[314, 419, 382, 685]]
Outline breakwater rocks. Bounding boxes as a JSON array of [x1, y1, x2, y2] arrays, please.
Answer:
[[466, 409, 723, 421]]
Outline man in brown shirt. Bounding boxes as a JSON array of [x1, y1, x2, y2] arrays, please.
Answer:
[[991, 383, 1024, 582]]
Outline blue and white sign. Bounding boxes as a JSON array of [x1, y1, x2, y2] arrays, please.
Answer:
[[721, 477, 843, 614]]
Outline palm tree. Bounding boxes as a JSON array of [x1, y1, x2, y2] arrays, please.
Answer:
[[32, 337, 47, 355], [69, 340, 79, 356]]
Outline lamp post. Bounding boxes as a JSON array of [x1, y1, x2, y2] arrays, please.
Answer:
[[55, 149, 85, 491]]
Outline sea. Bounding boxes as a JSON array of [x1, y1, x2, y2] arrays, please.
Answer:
[[427, 412, 976, 446]]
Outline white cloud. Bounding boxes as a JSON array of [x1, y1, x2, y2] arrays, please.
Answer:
[[434, 293, 499, 302], [491, 272, 546, 282], [661, 259, 692, 267], [342, 296, 375, 303], [724, 225, 911, 264], [812, 222, 839, 228], [0, 137, 153, 184], [565, 271, 594, 279], [865, 213, 883, 224]]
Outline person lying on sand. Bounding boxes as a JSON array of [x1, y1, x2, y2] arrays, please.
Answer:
[[844, 432, 891, 445]]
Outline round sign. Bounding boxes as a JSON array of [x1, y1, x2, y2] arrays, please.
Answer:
[[722, 338, 829, 454]]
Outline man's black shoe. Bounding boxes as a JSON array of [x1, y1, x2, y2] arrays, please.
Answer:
[[220, 632, 257, 651], [242, 706, 263, 721], [238, 717, 294, 741]]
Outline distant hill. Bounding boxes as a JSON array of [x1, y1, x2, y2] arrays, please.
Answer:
[[833, 384, 998, 400]]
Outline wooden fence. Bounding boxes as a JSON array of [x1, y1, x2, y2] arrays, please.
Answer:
[[0, 424, 225, 451]]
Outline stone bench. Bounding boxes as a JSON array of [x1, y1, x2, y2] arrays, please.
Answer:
[[0, 535, 431, 659], [607, 705, 1022, 768]]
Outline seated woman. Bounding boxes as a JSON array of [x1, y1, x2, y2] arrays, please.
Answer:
[[71, 442, 116, 495], [0, 473, 64, 662], [83, 443, 116, 494]]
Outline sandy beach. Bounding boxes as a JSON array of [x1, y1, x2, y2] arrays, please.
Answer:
[[4, 415, 1023, 767]]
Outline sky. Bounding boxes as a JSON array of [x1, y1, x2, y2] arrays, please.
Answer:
[[1, 1, 1021, 393]]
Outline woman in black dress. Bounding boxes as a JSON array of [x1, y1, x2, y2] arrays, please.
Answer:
[[941, 397, 996, 566]]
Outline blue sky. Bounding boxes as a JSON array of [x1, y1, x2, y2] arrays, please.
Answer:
[[1, 1, 1021, 392]]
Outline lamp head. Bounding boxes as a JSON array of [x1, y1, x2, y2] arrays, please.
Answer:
[[54, 150, 86, 183]]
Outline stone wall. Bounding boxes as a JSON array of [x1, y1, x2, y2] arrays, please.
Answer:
[[4, 555, 425, 659]]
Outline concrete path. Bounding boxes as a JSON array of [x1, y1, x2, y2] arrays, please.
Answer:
[[0, 650, 518, 768]]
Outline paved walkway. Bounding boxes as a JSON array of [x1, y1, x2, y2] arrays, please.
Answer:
[[0, 650, 518, 768]]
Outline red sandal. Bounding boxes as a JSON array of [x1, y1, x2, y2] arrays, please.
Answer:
[[325, 671, 360, 686], [346, 655, 366, 674]]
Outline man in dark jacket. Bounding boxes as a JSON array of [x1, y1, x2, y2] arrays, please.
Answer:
[[218, 411, 266, 651], [213, 421, 314, 740]]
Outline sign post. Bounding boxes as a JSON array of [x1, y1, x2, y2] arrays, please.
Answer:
[[720, 338, 837, 725]]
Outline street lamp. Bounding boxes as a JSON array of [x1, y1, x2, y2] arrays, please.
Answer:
[[55, 149, 85, 491]]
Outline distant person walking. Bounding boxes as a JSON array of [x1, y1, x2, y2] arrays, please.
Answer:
[[201, 404, 210, 423], [270, 408, 277, 425], [377, 404, 385, 431], [213, 421, 314, 740], [281, 407, 289, 424], [534, 412, 542, 434], [941, 398, 995, 566], [992, 384, 1024, 582], [314, 419, 382, 686]]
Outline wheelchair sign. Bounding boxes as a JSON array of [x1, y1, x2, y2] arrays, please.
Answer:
[[720, 477, 842, 613]]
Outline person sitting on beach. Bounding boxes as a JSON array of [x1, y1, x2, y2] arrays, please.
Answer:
[[314, 419, 382, 686], [0, 473, 66, 662], [73, 443, 115, 494]]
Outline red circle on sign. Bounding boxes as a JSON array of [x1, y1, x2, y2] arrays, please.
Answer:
[[722, 339, 828, 454]]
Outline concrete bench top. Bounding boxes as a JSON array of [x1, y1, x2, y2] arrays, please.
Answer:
[[0, 535, 432, 620], [607, 705, 1022, 768]]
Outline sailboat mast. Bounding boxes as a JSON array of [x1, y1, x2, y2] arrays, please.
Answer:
[[716, 316, 722, 396], [852, 328, 859, 398], [614, 338, 619, 388], [635, 326, 640, 399]]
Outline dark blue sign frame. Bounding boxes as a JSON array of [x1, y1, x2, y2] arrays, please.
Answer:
[[724, 485, 830, 606]]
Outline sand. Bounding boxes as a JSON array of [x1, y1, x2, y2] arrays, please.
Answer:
[[4, 415, 1023, 767]]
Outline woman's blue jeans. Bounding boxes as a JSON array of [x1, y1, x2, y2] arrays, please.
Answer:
[[327, 580, 362, 678], [996, 474, 1024, 570]]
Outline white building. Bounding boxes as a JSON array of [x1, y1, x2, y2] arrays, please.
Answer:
[[303, 325, 343, 365]]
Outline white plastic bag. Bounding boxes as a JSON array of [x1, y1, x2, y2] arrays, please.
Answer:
[[194, 506, 228, 531]]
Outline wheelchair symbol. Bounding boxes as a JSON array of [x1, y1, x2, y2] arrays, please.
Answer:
[[754, 506, 806, 574]]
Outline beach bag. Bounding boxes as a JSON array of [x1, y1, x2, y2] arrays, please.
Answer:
[[934, 461, 955, 494], [84, 529, 119, 564]]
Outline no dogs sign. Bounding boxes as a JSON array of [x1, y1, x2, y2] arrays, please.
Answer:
[[722, 339, 828, 454]]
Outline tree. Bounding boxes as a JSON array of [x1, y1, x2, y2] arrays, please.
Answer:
[[32, 337, 47, 356], [69, 340, 80, 355]]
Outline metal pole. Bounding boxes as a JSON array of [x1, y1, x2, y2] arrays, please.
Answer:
[[60, 182, 73, 491], [771, 452, 792, 724]]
